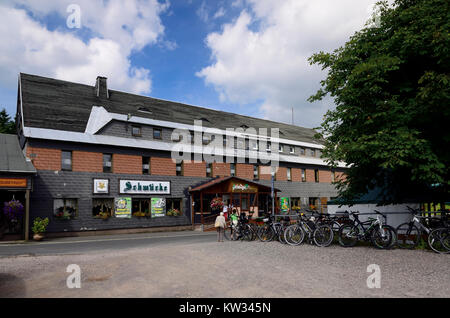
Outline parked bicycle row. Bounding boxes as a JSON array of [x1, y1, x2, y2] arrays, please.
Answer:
[[223, 207, 450, 254]]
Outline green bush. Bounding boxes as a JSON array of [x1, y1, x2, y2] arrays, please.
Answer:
[[32, 217, 49, 234]]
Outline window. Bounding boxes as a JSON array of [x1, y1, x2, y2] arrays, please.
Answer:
[[252, 140, 258, 150], [176, 161, 183, 176], [287, 168, 292, 181], [289, 146, 295, 154], [291, 197, 301, 211], [253, 165, 259, 180], [153, 128, 162, 139], [131, 126, 142, 137], [302, 169, 306, 182], [53, 198, 78, 220], [309, 148, 316, 157], [103, 154, 112, 173], [92, 198, 114, 219], [206, 163, 212, 177], [132, 199, 150, 217], [166, 198, 183, 216], [279, 144, 283, 152], [314, 169, 319, 182], [331, 170, 335, 183], [299, 148, 305, 156], [61, 150, 72, 171], [309, 197, 319, 210], [266, 142, 271, 152], [230, 163, 236, 177], [142, 156, 150, 175]]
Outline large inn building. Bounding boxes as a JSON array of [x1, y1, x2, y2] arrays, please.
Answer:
[[1, 73, 347, 238]]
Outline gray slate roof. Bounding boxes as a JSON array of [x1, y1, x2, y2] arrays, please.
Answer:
[[20, 73, 323, 145], [0, 134, 36, 174]]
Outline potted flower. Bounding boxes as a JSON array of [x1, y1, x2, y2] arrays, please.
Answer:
[[3, 199, 24, 232], [210, 197, 224, 212], [31, 217, 49, 241]]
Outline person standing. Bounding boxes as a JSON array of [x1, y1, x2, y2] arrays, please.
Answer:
[[215, 212, 226, 242]]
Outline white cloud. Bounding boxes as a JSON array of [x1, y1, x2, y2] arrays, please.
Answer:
[[197, 0, 384, 128], [0, 0, 170, 94], [196, 1, 209, 23], [213, 7, 226, 19]]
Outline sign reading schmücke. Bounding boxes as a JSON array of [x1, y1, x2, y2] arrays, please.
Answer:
[[119, 180, 170, 194]]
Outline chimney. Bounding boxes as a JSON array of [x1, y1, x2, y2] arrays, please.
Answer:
[[95, 76, 109, 99]]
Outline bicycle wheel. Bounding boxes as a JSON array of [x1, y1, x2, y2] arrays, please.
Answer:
[[258, 224, 275, 242], [396, 223, 420, 249], [330, 221, 342, 233], [338, 224, 359, 247], [284, 224, 305, 246], [371, 225, 396, 249], [313, 224, 334, 247], [428, 228, 450, 254], [278, 226, 288, 244], [242, 224, 255, 241]]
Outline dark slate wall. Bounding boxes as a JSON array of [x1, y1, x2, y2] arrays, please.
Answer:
[[29, 169, 339, 233]]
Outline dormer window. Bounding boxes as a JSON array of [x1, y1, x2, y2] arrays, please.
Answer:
[[153, 128, 162, 139], [289, 146, 295, 154], [132, 126, 142, 137]]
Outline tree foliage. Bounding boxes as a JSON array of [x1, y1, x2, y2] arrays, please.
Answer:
[[309, 0, 449, 204], [0, 108, 16, 134]]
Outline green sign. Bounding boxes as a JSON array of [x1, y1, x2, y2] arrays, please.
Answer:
[[151, 198, 166, 218], [280, 197, 290, 214], [115, 197, 131, 218]]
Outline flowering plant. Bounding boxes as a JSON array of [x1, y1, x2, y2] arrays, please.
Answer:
[[210, 198, 224, 210], [3, 200, 24, 221], [167, 208, 181, 216]]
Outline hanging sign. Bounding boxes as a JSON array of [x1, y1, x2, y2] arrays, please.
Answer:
[[115, 197, 132, 218], [93, 179, 109, 194], [151, 198, 166, 218], [120, 180, 170, 194], [0, 178, 27, 188], [231, 183, 257, 193], [280, 197, 290, 214]]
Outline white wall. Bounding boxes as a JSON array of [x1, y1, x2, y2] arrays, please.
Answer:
[[328, 203, 420, 228]]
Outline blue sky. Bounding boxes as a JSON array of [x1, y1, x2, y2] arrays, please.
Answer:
[[0, 0, 382, 128]]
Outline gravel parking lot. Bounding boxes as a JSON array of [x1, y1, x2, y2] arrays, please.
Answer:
[[0, 235, 449, 298]]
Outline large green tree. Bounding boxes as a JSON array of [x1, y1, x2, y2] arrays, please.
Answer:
[[0, 108, 16, 134], [309, 0, 449, 204]]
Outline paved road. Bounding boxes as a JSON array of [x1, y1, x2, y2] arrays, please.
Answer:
[[0, 231, 449, 297], [0, 231, 215, 257]]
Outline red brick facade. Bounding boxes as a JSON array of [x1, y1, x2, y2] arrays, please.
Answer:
[[72, 151, 103, 173], [275, 167, 287, 181], [305, 169, 315, 183], [25, 146, 342, 183], [151, 157, 176, 176], [236, 163, 253, 179], [291, 168, 302, 182], [183, 161, 206, 177], [26, 146, 61, 171], [318, 170, 332, 183], [212, 163, 231, 177], [113, 154, 142, 175], [259, 166, 272, 180]]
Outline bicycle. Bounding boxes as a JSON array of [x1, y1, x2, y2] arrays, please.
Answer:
[[231, 212, 257, 241], [283, 211, 334, 247], [338, 210, 396, 249], [396, 206, 450, 254]]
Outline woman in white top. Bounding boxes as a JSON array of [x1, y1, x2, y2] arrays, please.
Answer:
[[214, 212, 227, 242]]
